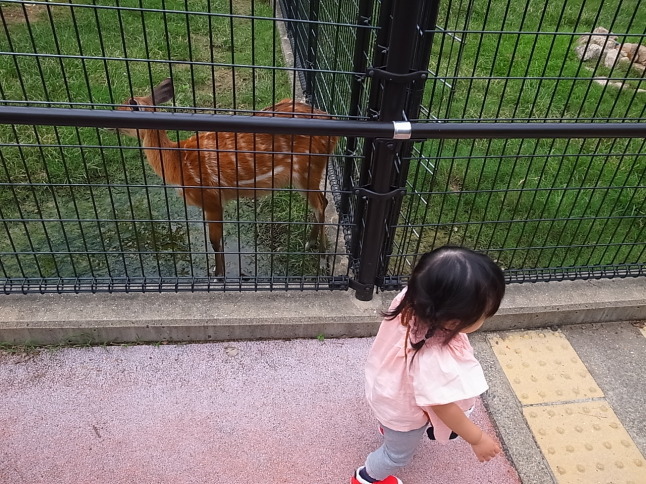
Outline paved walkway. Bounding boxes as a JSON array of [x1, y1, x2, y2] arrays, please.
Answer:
[[1, 321, 644, 483]]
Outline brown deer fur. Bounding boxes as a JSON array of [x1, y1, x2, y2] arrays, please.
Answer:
[[116, 78, 338, 276]]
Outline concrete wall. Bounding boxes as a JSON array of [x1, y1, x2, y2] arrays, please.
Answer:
[[1, 277, 644, 345]]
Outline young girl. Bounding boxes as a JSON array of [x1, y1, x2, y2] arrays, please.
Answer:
[[352, 246, 506, 484]]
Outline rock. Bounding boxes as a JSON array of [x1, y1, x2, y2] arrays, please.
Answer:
[[574, 27, 618, 61], [618, 43, 646, 73], [576, 43, 603, 61], [604, 48, 620, 68]]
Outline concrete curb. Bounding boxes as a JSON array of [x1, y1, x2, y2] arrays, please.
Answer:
[[0, 277, 644, 345], [472, 334, 556, 484]]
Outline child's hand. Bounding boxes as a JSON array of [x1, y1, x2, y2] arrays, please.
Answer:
[[429, 403, 502, 461], [470, 432, 501, 462]]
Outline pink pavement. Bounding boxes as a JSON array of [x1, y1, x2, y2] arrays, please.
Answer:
[[0, 339, 520, 484]]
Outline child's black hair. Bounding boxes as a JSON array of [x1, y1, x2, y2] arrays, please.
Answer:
[[383, 246, 505, 347]]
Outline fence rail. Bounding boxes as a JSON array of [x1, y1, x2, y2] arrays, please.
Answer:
[[3, 105, 646, 138], [0, 0, 644, 298]]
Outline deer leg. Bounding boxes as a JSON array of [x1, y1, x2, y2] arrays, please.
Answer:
[[304, 191, 327, 251], [205, 209, 225, 277]]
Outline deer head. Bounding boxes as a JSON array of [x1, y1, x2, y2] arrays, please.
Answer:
[[115, 78, 175, 138]]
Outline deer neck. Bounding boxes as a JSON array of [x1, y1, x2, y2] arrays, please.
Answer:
[[140, 130, 182, 185]]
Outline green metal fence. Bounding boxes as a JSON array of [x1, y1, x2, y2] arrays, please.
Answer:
[[0, 0, 644, 297]]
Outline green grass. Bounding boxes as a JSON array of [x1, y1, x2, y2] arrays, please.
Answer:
[[0, 0, 288, 186], [397, 0, 646, 276], [0, 0, 324, 280]]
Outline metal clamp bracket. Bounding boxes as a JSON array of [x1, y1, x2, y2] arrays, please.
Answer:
[[348, 278, 374, 298], [328, 275, 350, 290], [392, 120, 412, 139], [366, 68, 428, 83], [353, 186, 406, 201]]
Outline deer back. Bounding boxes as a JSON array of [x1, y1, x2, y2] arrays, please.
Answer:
[[177, 100, 338, 203]]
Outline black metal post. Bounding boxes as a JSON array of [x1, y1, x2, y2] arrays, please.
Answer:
[[340, 0, 374, 216], [405, 0, 441, 122], [349, 0, 393, 264], [352, 0, 427, 301], [305, 0, 320, 104], [381, 0, 441, 276]]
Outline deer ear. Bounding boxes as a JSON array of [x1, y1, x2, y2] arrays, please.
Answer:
[[128, 98, 140, 111], [152, 78, 174, 105]]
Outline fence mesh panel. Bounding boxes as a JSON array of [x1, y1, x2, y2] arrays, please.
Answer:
[[385, 0, 645, 283], [0, 0, 644, 294], [0, 0, 351, 292]]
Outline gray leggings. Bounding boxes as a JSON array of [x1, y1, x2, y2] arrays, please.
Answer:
[[365, 424, 428, 480]]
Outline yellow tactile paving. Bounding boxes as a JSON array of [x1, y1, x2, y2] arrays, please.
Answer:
[[524, 402, 646, 483], [489, 328, 646, 484], [488, 330, 603, 405]]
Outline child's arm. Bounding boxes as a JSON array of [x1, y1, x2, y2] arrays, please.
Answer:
[[431, 403, 501, 462]]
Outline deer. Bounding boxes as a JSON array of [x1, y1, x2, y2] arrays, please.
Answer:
[[115, 78, 338, 277]]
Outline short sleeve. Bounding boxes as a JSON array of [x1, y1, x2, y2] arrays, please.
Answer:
[[388, 288, 407, 311], [410, 335, 488, 406]]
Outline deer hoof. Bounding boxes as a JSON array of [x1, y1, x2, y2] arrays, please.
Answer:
[[210, 266, 225, 278], [319, 255, 330, 272]]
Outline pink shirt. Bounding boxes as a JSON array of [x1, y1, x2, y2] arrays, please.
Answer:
[[365, 289, 489, 442]]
